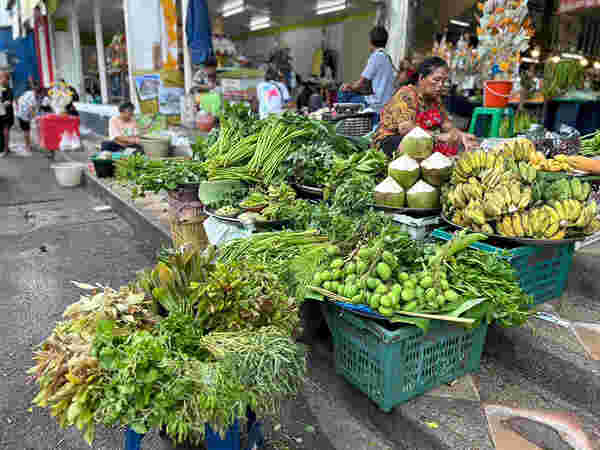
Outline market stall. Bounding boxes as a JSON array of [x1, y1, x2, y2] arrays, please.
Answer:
[[28, 1, 600, 448]]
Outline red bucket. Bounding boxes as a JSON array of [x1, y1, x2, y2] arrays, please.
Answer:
[[484, 80, 513, 108]]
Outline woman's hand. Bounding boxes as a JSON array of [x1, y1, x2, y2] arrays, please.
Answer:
[[458, 131, 478, 152]]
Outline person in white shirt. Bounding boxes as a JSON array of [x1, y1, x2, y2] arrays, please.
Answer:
[[256, 67, 293, 119], [16, 81, 43, 152]]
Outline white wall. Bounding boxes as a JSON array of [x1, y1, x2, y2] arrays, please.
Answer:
[[124, 0, 161, 71], [54, 31, 76, 84]]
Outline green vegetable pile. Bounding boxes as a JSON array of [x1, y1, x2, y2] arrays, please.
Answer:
[[30, 247, 307, 446], [310, 230, 532, 331]]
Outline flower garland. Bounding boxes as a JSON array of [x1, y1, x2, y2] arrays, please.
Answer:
[[476, 0, 534, 79]]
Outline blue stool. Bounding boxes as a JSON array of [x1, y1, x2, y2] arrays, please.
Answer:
[[468, 106, 515, 138]]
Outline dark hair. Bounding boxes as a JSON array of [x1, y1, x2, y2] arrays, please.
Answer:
[[265, 66, 282, 82], [410, 57, 448, 85], [119, 101, 135, 113], [204, 55, 218, 68], [370, 26, 389, 48]]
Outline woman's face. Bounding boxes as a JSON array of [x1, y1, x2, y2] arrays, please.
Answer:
[[120, 110, 134, 122], [419, 67, 449, 97]]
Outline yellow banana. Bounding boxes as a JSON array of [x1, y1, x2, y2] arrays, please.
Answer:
[[512, 214, 524, 237]]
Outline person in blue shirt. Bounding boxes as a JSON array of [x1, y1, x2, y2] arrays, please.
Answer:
[[340, 26, 396, 118]]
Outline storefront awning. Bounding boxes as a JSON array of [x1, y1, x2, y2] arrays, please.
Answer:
[[559, 0, 600, 14]]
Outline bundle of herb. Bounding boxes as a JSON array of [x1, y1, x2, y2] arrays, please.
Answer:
[[29, 284, 158, 445]]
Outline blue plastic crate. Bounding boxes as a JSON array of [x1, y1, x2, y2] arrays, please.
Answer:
[[124, 408, 263, 450], [431, 228, 574, 306]]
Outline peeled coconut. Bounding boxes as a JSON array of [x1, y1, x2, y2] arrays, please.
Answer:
[[389, 154, 421, 190], [406, 180, 440, 209], [375, 177, 405, 208], [400, 127, 433, 161], [421, 152, 453, 186]]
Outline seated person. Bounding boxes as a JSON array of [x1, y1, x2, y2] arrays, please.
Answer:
[[102, 102, 143, 153], [374, 57, 478, 158]]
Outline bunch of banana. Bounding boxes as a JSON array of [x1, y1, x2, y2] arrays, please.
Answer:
[[448, 185, 467, 209], [497, 213, 526, 237], [464, 200, 487, 226], [569, 178, 592, 202], [496, 184, 531, 213], [539, 157, 570, 172], [573, 202, 598, 229], [452, 210, 470, 227], [480, 166, 504, 190], [584, 218, 600, 235], [527, 206, 566, 239], [483, 191, 505, 218], [529, 150, 547, 168], [548, 199, 573, 228], [497, 138, 536, 162], [470, 223, 495, 234], [518, 162, 537, 184]]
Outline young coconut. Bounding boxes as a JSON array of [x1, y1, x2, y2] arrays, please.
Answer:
[[400, 127, 433, 161], [421, 152, 453, 186], [389, 154, 421, 190], [375, 177, 406, 208], [406, 180, 440, 209]]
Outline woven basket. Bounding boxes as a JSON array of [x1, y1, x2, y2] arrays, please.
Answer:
[[168, 196, 204, 220], [169, 215, 209, 251]]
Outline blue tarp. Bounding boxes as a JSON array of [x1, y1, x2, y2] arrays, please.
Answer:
[[0, 27, 40, 98], [186, 0, 213, 65]]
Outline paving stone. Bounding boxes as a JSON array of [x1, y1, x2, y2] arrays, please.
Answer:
[[572, 322, 600, 361]]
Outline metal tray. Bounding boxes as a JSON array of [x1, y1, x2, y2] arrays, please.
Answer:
[[441, 214, 584, 247], [204, 208, 291, 228], [291, 183, 325, 198], [373, 204, 442, 217]]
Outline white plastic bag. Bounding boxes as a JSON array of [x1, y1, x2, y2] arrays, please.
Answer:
[[58, 132, 70, 151], [70, 133, 81, 150]]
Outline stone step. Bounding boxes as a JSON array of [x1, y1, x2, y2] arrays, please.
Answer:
[[309, 330, 600, 450], [486, 290, 600, 416]]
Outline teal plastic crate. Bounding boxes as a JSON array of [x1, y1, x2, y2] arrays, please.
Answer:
[[431, 228, 574, 306], [322, 304, 488, 412]]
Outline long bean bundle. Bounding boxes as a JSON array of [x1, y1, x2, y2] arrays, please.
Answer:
[[580, 130, 600, 157], [219, 230, 329, 264], [207, 118, 310, 185]]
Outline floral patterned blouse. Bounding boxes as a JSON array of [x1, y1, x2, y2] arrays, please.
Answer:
[[375, 85, 452, 151]]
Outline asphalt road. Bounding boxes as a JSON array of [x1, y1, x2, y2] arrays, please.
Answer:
[[0, 150, 173, 449]]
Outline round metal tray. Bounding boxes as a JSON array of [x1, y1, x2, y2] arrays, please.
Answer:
[[373, 205, 442, 217], [291, 184, 325, 198], [441, 214, 584, 247], [205, 208, 291, 228]]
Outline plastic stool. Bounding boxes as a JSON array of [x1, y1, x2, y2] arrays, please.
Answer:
[[468, 107, 514, 138]]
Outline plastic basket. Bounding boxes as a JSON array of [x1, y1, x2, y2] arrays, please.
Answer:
[[335, 116, 373, 137], [431, 228, 574, 306], [389, 214, 441, 240], [322, 304, 488, 412], [169, 215, 209, 251]]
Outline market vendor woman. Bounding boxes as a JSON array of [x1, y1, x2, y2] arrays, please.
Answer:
[[374, 57, 478, 157]]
